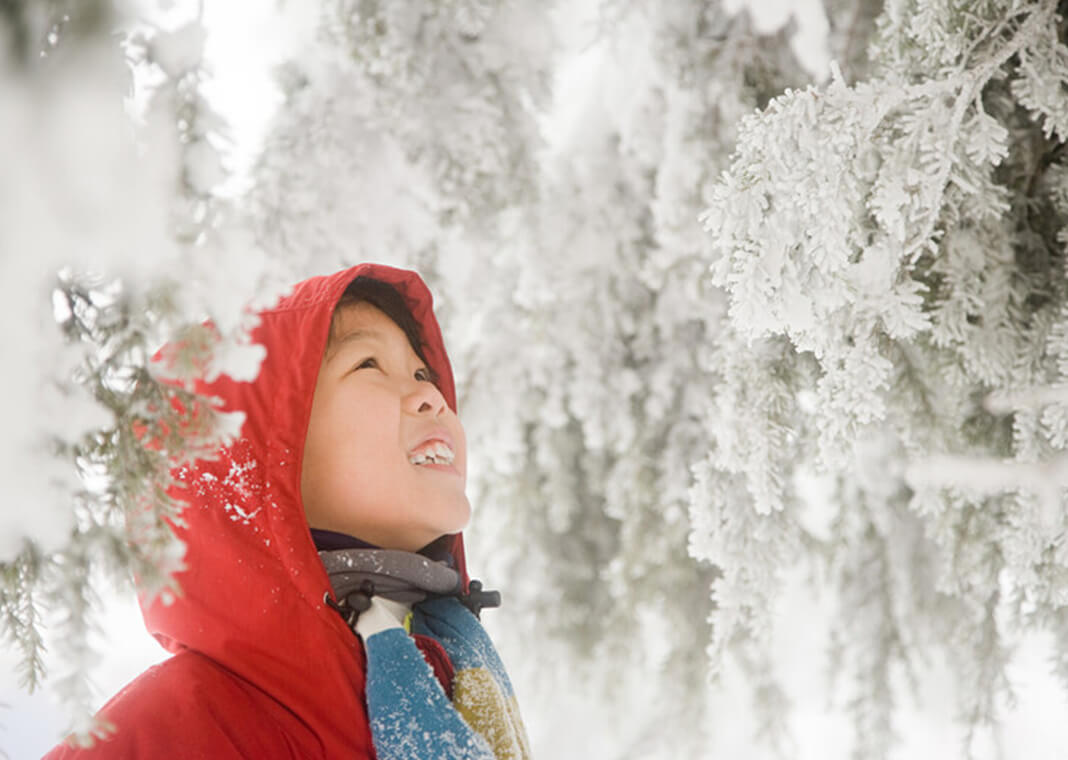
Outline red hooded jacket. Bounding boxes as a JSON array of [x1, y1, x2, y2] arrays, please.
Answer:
[[44, 264, 471, 759]]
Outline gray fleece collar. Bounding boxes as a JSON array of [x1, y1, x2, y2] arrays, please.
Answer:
[[319, 548, 463, 607]]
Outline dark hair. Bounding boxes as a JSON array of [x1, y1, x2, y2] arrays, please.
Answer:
[[326, 276, 433, 376]]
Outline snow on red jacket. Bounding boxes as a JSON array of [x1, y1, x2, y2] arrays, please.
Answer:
[[44, 264, 471, 759]]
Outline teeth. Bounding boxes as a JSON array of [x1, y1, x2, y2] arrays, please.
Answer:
[[408, 440, 455, 466]]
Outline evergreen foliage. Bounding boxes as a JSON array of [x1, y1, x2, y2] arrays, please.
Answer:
[[700, 0, 1068, 755], [0, 1, 267, 743], [454, 4, 818, 753]]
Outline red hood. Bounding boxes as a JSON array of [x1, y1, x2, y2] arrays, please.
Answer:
[[142, 263, 468, 746]]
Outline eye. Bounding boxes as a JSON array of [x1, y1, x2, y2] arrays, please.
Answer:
[[354, 357, 435, 385]]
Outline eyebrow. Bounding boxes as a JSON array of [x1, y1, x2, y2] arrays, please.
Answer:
[[324, 328, 382, 364]]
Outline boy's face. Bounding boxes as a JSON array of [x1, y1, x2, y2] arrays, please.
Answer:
[[301, 302, 470, 552]]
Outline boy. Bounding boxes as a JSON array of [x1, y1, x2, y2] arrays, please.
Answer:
[[45, 264, 529, 759]]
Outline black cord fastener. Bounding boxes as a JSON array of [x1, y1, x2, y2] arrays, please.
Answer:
[[458, 579, 501, 620], [325, 577, 502, 626], [324, 579, 376, 630]]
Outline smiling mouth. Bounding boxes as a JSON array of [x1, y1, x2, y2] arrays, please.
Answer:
[[411, 460, 461, 476], [408, 439, 455, 467]]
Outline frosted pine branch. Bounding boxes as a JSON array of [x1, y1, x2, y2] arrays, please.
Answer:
[[902, 1, 1056, 265], [905, 452, 1068, 538]]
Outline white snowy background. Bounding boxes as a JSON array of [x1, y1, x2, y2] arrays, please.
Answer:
[[3, 0, 1068, 758]]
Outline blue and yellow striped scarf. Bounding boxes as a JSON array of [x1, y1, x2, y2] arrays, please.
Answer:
[[363, 596, 531, 759]]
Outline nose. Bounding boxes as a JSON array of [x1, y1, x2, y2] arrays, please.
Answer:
[[404, 379, 447, 416]]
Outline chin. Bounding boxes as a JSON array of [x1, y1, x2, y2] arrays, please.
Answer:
[[436, 499, 472, 535]]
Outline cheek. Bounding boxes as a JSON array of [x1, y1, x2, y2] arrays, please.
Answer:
[[328, 401, 396, 458], [310, 392, 382, 470], [454, 419, 469, 475]]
